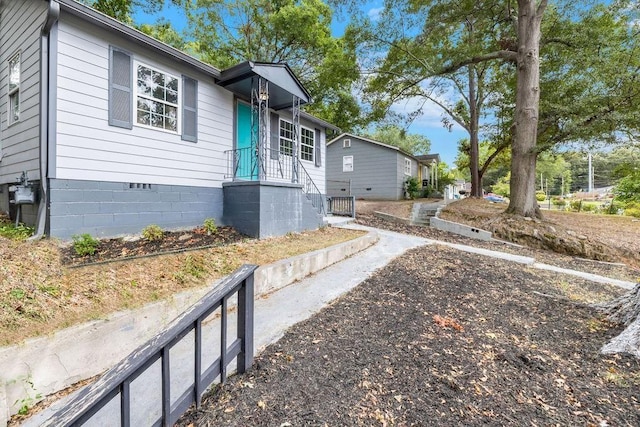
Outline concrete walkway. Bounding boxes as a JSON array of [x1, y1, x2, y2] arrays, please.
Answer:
[[21, 219, 636, 425]]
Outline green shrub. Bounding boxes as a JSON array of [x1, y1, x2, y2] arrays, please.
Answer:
[[551, 197, 566, 207], [603, 202, 619, 215], [203, 218, 218, 235], [142, 224, 164, 241], [404, 177, 420, 200], [624, 202, 640, 218], [72, 233, 100, 256], [535, 191, 546, 202], [613, 171, 640, 204], [569, 200, 582, 212], [581, 203, 594, 212]]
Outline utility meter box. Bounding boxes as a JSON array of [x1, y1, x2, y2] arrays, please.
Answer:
[[13, 185, 36, 204]]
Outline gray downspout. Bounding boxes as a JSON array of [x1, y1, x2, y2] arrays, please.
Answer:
[[31, 0, 60, 240]]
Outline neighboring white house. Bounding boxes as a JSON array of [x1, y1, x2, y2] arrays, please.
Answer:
[[0, 0, 337, 239], [326, 133, 439, 200]]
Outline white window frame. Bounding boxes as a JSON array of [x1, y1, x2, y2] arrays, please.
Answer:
[[343, 138, 351, 148], [300, 126, 315, 162], [8, 52, 21, 125], [343, 155, 353, 172], [134, 61, 180, 133], [404, 157, 412, 175], [279, 118, 294, 156]]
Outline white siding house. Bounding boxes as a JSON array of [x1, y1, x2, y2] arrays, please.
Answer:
[[0, 0, 336, 239]]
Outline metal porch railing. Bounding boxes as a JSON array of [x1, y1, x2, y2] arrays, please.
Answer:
[[327, 196, 356, 218], [224, 147, 325, 216], [42, 265, 258, 427]]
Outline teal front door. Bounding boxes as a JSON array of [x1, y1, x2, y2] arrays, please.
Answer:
[[236, 102, 258, 180]]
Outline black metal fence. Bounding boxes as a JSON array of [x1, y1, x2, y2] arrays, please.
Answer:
[[42, 264, 258, 427], [327, 196, 356, 217]]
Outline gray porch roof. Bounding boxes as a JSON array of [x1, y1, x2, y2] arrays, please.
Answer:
[[218, 62, 311, 110]]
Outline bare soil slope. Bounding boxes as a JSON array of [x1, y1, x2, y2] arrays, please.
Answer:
[[439, 199, 640, 267]]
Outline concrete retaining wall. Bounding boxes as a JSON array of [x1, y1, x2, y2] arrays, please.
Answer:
[[0, 230, 377, 425], [430, 216, 492, 241]]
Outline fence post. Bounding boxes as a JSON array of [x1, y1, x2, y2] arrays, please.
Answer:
[[237, 274, 254, 373]]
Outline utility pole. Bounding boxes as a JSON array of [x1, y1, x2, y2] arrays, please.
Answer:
[[589, 151, 593, 195]]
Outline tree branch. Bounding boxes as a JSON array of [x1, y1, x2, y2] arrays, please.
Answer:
[[438, 50, 517, 75]]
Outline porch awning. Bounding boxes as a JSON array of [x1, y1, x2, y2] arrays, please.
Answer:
[[218, 61, 311, 110]]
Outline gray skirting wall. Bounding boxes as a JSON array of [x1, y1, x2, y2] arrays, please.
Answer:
[[48, 179, 224, 239], [223, 181, 323, 239]]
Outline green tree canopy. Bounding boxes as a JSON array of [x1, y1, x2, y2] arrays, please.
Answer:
[[80, 0, 164, 24], [365, 125, 431, 156], [179, 0, 363, 130]]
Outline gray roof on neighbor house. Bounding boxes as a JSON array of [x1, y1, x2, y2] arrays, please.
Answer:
[[327, 133, 439, 164], [218, 62, 311, 110], [415, 154, 441, 164]]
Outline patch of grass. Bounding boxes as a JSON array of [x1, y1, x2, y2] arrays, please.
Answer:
[[0, 220, 34, 241], [142, 224, 164, 242], [10, 288, 26, 300]]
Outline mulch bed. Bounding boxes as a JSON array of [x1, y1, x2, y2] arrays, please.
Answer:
[[60, 226, 248, 266], [177, 238, 639, 426]]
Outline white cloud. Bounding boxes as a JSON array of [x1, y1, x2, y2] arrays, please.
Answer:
[[367, 7, 384, 21]]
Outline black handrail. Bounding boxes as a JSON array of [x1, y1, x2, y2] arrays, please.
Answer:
[[42, 264, 258, 427]]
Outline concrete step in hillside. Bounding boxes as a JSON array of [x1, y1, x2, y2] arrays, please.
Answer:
[[411, 204, 441, 226]]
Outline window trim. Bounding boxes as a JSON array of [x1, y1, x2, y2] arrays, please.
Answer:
[[404, 157, 412, 175], [133, 60, 181, 134], [343, 155, 354, 172], [8, 51, 21, 125], [343, 138, 351, 148], [279, 118, 294, 156], [300, 126, 315, 163]]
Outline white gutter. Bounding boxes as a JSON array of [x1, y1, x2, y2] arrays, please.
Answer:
[[31, 0, 60, 240]]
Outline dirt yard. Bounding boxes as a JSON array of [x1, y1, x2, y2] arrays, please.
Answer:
[[177, 199, 640, 426]]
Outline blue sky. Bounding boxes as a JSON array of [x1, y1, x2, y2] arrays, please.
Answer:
[[134, 2, 468, 167]]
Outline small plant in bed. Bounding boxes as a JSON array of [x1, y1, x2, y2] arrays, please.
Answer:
[[142, 224, 164, 242], [72, 233, 100, 256]]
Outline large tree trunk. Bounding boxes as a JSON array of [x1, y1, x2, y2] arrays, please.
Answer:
[[507, 0, 546, 218], [596, 284, 640, 358], [468, 64, 482, 197]]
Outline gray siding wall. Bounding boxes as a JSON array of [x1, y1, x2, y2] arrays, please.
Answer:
[[48, 179, 223, 239], [263, 111, 326, 193], [326, 136, 401, 200], [0, 0, 46, 185], [395, 152, 420, 198], [223, 181, 322, 238]]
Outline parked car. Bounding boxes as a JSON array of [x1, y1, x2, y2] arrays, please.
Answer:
[[484, 194, 506, 203]]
